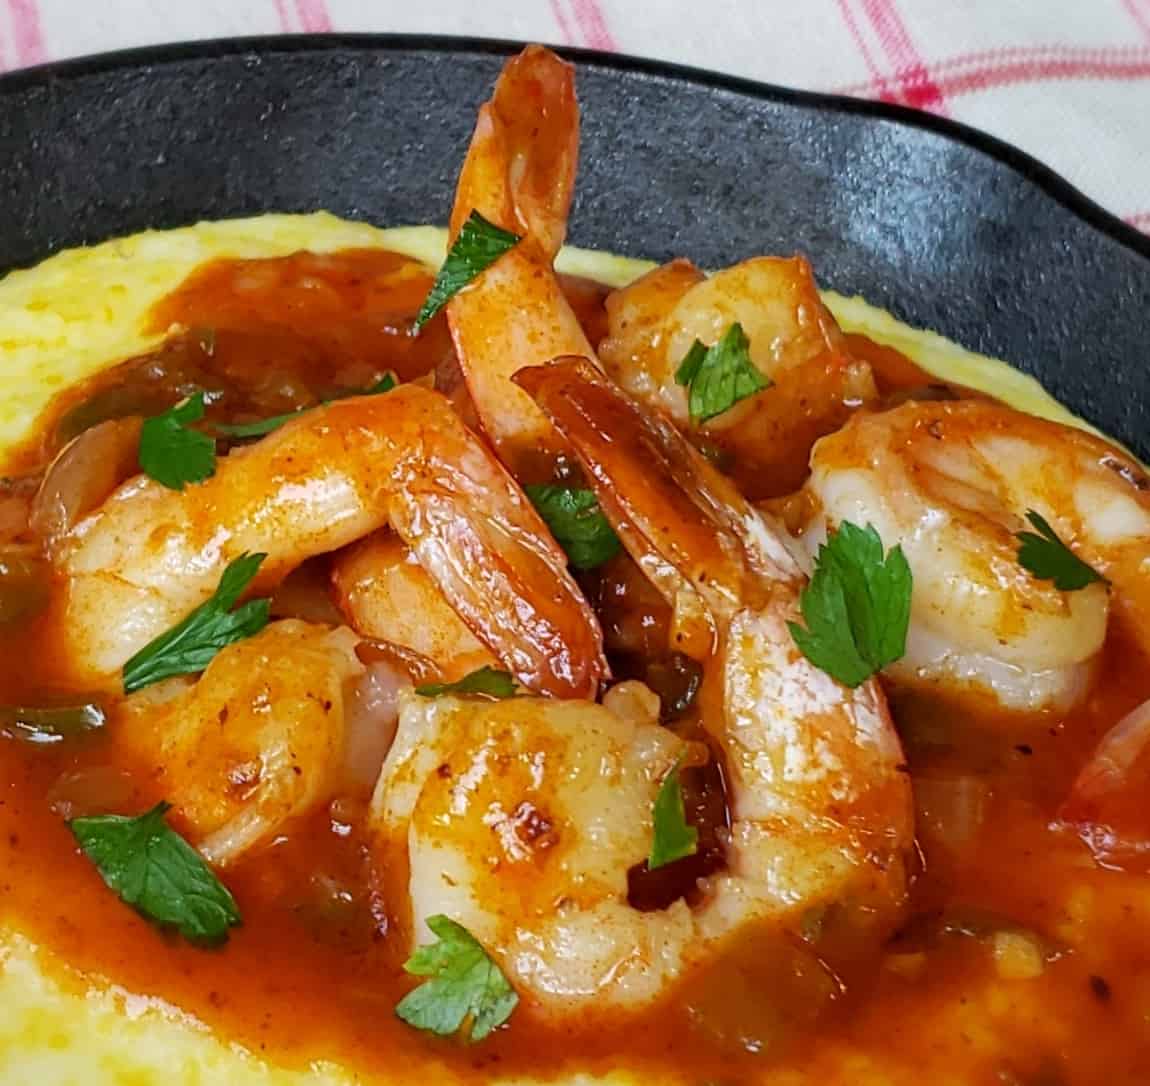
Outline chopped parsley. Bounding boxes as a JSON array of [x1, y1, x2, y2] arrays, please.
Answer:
[[69, 802, 240, 944], [414, 666, 517, 700], [122, 553, 271, 694], [138, 392, 216, 490], [1015, 510, 1106, 591], [673, 323, 771, 424], [214, 373, 398, 440], [524, 484, 621, 570], [396, 915, 518, 1042], [414, 211, 522, 331], [648, 755, 699, 871], [788, 521, 913, 687]]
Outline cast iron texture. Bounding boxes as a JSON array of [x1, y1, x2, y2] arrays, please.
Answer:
[[1, 36, 1148, 455]]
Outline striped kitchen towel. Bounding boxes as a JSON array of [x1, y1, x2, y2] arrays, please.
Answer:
[[1, 0, 1147, 230]]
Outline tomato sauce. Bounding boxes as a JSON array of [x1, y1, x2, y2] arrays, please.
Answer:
[[1, 249, 1148, 1084]]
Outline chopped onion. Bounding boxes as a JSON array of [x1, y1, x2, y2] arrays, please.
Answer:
[[340, 658, 406, 796], [1058, 696, 1150, 871], [913, 773, 991, 855], [30, 417, 142, 549]]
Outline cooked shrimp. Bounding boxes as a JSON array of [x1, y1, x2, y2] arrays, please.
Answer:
[[445, 44, 596, 475], [373, 359, 912, 1014], [117, 620, 361, 866], [332, 531, 499, 681], [56, 386, 606, 698], [800, 400, 1150, 710], [599, 256, 877, 497]]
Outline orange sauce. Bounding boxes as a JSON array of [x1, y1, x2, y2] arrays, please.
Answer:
[[1, 249, 1148, 1083]]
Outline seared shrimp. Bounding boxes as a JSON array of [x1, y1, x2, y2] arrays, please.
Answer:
[[57, 386, 606, 698], [599, 257, 877, 497], [800, 400, 1150, 710], [117, 620, 361, 866], [332, 532, 499, 681], [374, 359, 912, 1014], [445, 45, 596, 475]]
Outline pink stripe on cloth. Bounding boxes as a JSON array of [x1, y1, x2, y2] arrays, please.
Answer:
[[859, 0, 948, 112], [273, 0, 295, 32], [570, 0, 615, 51], [8, 0, 47, 67], [1123, 0, 1150, 44], [1126, 211, 1150, 230], [549, 0, 576, 45], [835, 45, 1150, 97], [294, 0, 332, 33], [836, 0, 896, 101]]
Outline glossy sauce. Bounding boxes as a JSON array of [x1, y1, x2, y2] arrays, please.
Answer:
[[1, 249, 1148, 1084]]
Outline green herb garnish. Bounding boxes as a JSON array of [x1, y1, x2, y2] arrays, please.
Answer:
[[122, 553, 271, 694], [788, 521, 913, 687], [396, 914, 518, 1042], [414, 211, 522, 331], [1015, 510, 1106, 591], [138, 393, 216, 490], [524, 484, 621, 570], [648, 754, 699, 871], [414, 666, 517, 700], [214, 374, 398, 440], [673, 323, 771, 424], [69, 801, 240, 944]]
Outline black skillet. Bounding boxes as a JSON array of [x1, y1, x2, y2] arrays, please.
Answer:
[[0, 35, 1148, 457]]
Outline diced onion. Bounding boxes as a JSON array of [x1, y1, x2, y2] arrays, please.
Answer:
[[913, 773, 991, 854], [341, 658, 406, 796], [30, 417, 142, 549]]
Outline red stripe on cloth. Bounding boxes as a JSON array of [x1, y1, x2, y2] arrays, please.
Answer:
[[571, 0, 615, 51], [8, 0, 46, 67], [834, 0, 897, 102], [940, 53, 1150, 95], [859, 0, 948, 112], [549, 0, 576, 44], [273, 0, 296, 32], [835, 45, 1150, 97], [1123, 0, 1150, 43], [294, 0, 332, 33]]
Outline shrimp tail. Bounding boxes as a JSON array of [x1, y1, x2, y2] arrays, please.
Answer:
[[514, 357, 804, 614], [450, 45, 579, 257]]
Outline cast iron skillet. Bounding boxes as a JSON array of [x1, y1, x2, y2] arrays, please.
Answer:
[[1, 35, 1148, 456]]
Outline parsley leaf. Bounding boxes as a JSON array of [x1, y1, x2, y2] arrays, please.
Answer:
[[122, 553, 271, 694], [524, 484, 621, 570], [673, 323, 771, 424], [1015, 510, 1106, 591], [396, 914, 518, 1042], [414, 211, 522, 331], [787, 521, 913, 687], [414, 666, 517, 700], [214, 373, 398, 440], [69, 801, 240, 944], [648, 755, 699, 871], [138, 393, 217, 490]]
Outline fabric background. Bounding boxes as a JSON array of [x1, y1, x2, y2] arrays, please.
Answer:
[[1, 0, 1147, 231]]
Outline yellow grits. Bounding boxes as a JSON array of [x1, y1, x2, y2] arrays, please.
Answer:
[[0, 213, 1115, 1085]]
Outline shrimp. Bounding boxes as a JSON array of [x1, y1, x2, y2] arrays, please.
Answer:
[[332, 531, 499, 681], [799, 400, 1150, 711], [373, 359, 912, 1014], [117, 620, 362, 866], [445, 44, 597, 476], [598, 256, 878, 497], [55, 386, 606, 699]]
